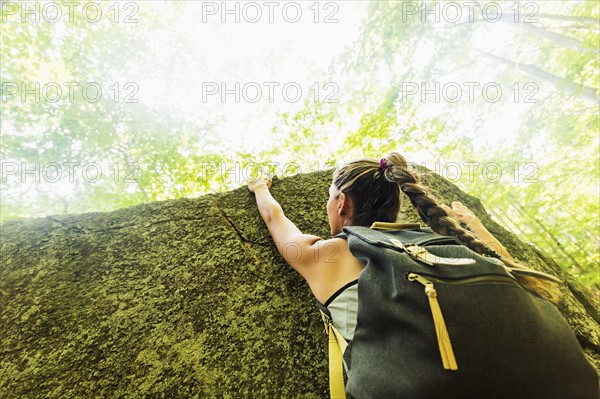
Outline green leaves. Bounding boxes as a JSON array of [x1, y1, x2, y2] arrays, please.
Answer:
[[2, 0, 597, 288]]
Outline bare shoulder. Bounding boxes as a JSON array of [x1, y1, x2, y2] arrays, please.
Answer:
[[305, 237, 364, 304], [309, 237, 350, 263]]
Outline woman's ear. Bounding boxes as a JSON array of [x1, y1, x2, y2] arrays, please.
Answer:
[[338, 193, 352, 217]]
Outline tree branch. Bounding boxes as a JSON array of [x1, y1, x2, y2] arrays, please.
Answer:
[[477, 50, 600, 105], [535, 13, 599, 25], [498, 14, 597, 55]]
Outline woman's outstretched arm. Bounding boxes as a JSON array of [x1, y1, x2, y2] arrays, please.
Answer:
[[248, 179, 324, 279]]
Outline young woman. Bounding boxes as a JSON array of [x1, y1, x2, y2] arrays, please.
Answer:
[[248, 152, 598, 398], [248, 152, 555, 316]]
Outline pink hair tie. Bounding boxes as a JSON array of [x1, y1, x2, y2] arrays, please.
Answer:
[[379, 158, 389, 170]]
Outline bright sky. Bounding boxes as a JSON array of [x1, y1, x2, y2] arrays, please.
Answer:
[[136, 1, 368, 153], [130, 0, 537, 167], [2, 0, 558, 216]]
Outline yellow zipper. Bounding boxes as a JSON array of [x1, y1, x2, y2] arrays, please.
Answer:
[[407, 273, 459, 371], [421, 273, 519, 286]]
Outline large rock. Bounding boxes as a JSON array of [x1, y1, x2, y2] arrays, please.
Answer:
[[1, 169, 598, 398]]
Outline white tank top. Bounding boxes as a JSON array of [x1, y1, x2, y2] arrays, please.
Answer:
[[324, 280, 358, 342]]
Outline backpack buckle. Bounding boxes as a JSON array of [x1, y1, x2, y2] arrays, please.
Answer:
[[390, 239, 476, 266]]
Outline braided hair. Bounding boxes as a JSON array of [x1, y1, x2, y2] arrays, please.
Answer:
[[333, 152, 560, 303]]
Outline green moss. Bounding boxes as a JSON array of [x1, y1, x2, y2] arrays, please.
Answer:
[[1, 169, 598, 397]]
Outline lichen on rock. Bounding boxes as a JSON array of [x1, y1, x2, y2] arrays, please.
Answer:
[[1, 169, 598, 398]]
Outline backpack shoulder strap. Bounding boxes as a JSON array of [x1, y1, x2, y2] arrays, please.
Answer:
[[319, 309, 348, 399], [370, 221, 422, 231], [333, 232, 347, 239]]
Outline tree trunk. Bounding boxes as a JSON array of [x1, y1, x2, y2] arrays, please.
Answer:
[[479, 51, 600, 105], [1, 168, 598, 398], [498, 14, 593, 54], [535, 13, 599, 26]]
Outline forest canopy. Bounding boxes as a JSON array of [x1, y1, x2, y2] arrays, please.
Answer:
[[1, 0, 598, 289]]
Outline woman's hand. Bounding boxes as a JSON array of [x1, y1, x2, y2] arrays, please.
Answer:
[[247, 178, 272, 193], [443, 201, 513, 260], [441, 201, 482, 230]]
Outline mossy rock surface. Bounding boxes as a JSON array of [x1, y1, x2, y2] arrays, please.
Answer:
[[1, 169, 598, 398]]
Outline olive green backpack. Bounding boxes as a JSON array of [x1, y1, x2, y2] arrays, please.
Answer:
[[320, 223, 599, 399]]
